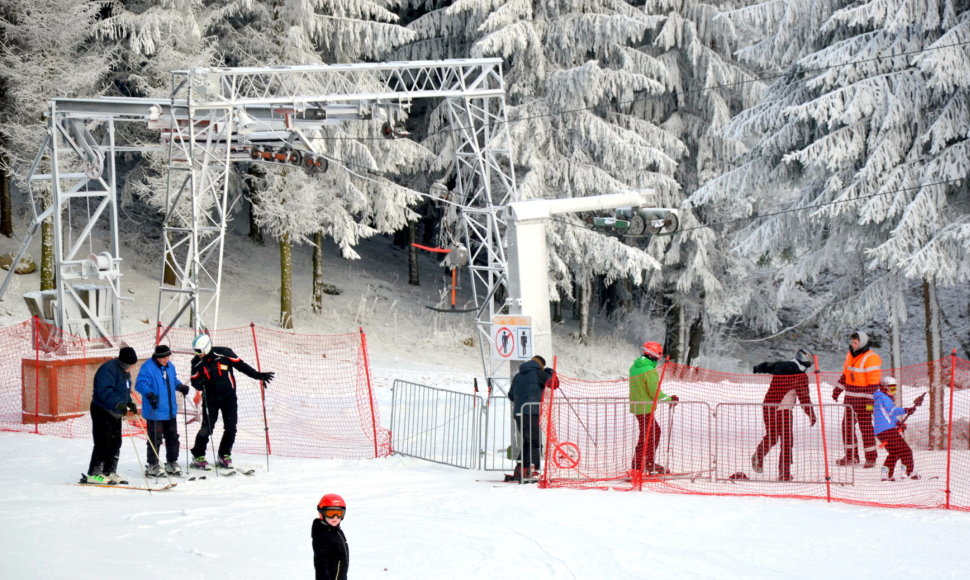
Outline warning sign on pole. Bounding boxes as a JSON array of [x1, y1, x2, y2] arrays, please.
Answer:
[[491, 316, 533, 360]]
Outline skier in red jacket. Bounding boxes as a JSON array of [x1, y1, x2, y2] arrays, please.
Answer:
[[751, 349, 817, 481]]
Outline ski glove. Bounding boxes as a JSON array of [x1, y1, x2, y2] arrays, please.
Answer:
[[831, 387, 843, 401], [127, 401, 138, 414], [669, 394, 680, 407], [146, 393, 159, 410], [114, 401, 128, 415], [256, 371, 275, 385], [175, 383, 190, 396]]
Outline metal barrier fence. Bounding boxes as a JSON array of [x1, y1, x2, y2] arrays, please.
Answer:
[[389, 379, 518, 471], [389, 380, 481, 469]]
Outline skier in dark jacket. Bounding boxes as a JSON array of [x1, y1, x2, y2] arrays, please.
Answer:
[[84, 346, 139, 485], [136, 344, 190, 476], [313, 493, 349, 580], [188, 334, 274, 469], [507, 355, 555, 481], [751, 349, 817, 481]]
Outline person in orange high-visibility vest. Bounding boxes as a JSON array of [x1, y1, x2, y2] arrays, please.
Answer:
[[832, 330, 881, 468]]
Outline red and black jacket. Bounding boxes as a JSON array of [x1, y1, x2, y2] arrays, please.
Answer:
[[190, 346, 261, 398]]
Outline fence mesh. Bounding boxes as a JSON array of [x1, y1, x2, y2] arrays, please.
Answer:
[[542, 355, 970, 511], [1, 318, 389, 460]]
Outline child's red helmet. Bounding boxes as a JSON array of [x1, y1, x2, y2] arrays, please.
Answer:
[[318, 493, 346, 510], [642, 341, 663, 360]]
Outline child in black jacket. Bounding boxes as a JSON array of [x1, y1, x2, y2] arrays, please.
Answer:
[[312, 493, 349, 580]]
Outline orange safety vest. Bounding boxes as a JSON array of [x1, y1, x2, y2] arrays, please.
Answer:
[[842, 349, 881, 390]]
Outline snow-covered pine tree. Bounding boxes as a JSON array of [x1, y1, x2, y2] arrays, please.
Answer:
[[692, 0, 969, 389], [630, 0, 765, 364], [212, 1, 421, 325], [0, 0, 115, 289], [437, 1, 688, 345]]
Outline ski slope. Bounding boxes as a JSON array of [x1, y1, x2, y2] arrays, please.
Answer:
[[3, 394, 969, 579]]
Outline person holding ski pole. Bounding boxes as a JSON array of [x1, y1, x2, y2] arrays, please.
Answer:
[[136, 344, 190, 477], [750, 349, 817, 481], [833, 330, 882, 468], [507, 355, 555, 482], [83, 346, 139, 485], [312, 493, 349, 580], [188, 334, 274, 470], [629, 341, 678, 475], [873, 376, 924, 481]]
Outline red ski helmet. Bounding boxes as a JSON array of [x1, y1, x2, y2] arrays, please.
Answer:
[[318, 493, 346, 510], [642, 341, 663, 360]]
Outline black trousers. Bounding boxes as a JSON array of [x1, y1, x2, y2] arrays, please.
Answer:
[[515, 413, 543, 470], [88, 402, 122, 475], [191, 394, 238, 458], [146, 417, 181, 465]]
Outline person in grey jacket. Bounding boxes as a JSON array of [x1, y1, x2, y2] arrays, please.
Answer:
[[507, 355, 556, 481]]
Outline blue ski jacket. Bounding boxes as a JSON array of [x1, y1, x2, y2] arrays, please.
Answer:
[[873, 390, 906, 436], [136, 358, 182, 421]]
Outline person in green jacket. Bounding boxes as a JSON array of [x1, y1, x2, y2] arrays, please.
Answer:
[[630, 341, 678, 474]]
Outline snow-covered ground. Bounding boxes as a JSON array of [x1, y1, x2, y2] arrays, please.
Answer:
[[2, 215, 969, 578], [3, 411, 970, 579]]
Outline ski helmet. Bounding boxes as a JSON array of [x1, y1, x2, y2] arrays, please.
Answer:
[[642, 341, 663, 360], [192, 334, 212, 356], [795, 349, 813, 367], [880, 375, 898, 390], [318, 493, 346, 510]]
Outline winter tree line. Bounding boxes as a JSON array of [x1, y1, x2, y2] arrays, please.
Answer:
[[1, 1, 967, 367]]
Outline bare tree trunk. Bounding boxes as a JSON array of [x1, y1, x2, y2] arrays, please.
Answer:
[[663, 296, 683, 364], [311, 231, 324, 314], [407, 221, 419, 286], [687, 314, 703, 366], [551, 300, 562, 324], [40, 196, 54, 291], [577, 276, 591, 345], [923, 278, 944, 449], [0, 154, 12, 237], [279, 232, 293, 329]]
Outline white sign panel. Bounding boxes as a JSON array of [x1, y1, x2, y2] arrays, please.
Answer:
[[491, 315, 533, 361]]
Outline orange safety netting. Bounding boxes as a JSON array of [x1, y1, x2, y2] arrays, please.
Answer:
[[1, 318, 390, 459], [541, 355, 970, 511]]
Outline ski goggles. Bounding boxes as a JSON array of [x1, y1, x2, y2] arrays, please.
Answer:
[[319, 507, 345, 519]]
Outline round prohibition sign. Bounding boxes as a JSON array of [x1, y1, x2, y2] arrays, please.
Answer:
[[494, 326, 515, 358], [553, 442, 580, 469]]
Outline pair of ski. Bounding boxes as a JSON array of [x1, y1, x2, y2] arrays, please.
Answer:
[[189, 465, 256, 477], [77, 474, 176, 492]]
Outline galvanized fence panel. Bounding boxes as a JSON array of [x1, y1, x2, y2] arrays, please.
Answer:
[[481, 390, 517, 472], [389, 380, 481, 469]]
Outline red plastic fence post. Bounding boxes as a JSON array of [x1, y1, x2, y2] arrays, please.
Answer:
[[249, 323, 272, 467], [32, 316, 40, 434], [539, 357, 559, 488], [358, 328, 380, 458], [944, 349, 957, 510], [812, 354, 832, 502]]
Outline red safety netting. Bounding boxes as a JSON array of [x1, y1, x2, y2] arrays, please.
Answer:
[[541, 354, 970, 511], [0, 318, 390, 460]]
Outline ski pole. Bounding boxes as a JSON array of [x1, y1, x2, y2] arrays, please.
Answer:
[[137, 414, 174, 485], [182, 393, 189, 475], [124, 410, 151, 491], [201, 388, 220, 477], [664, 400, 676, 470]]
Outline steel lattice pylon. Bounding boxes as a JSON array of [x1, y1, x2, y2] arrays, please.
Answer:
[[159, 59, 518, 384], [1, 59, 518, 385]]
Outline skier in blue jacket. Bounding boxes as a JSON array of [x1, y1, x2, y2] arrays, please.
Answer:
[[873, 376, 923, 481], [136, 344, 190, 476]]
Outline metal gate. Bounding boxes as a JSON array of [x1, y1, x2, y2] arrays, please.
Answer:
[[389, 379, 516, 471]]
